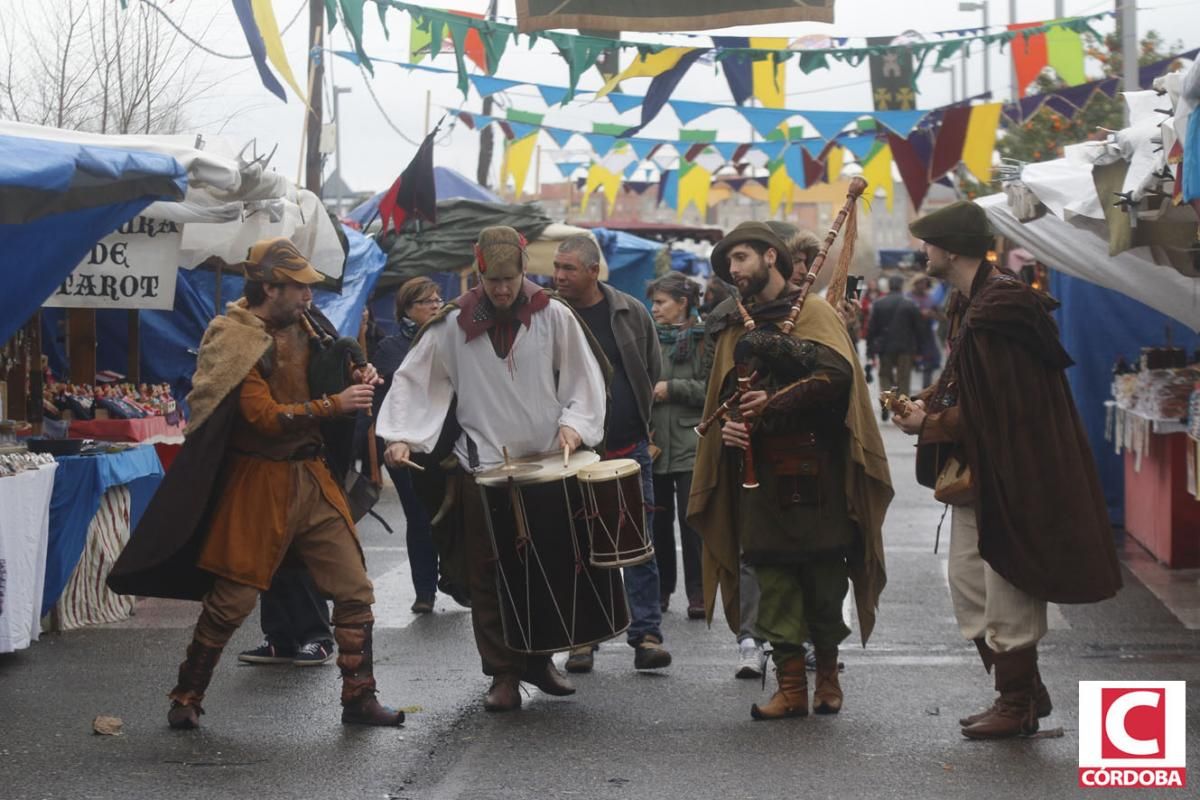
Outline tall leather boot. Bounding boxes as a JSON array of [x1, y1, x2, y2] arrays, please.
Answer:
[[167, 638, 223, 730], [959, 639, 1052, 726], [960, 645, 1041, 739], [335, 623, 404, 726], [812, 648, 843, 715], [750, 658, 808, 721]]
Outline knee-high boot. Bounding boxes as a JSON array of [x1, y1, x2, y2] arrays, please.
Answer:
[[750, 658, 808, 721], [959, 638, 1052, 727], [167, 638, 223, 730], [335, 623, 405, 727], [961, 645, 1043, 739]]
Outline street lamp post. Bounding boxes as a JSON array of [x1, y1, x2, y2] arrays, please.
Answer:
[[958, 1, 991, 98]]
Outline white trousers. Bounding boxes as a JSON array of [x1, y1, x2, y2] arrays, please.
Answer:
[[948, 505, 1047, 653]]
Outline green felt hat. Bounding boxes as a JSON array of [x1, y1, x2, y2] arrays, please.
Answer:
[[710, 221, 794, 284], [909, 200, 994, 258]]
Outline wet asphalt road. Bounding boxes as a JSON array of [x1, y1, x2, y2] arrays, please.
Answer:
[[2, 408, 1198, 800]]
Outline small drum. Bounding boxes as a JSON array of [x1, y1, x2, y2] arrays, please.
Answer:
[[576, 459, 654, 568], [477, 451, 630, 654]]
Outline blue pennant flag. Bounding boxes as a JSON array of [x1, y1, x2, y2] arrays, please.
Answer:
[[875, 109, 929, 139], [783, 145, 808, 189], [470, 75, 522, 98], [800, 111, 862, 142], [584, 133, 616, 158], [472, 113, 495, 129], [741, 107, 795, 138], [670, 100, 716, 125], [714, 142, 740, 163], [544, 127, 575, 149], [661, 169, 680, 209], [507, 122, 538, 141], [608, 93, 643, 114], [839, 133, 878, 162], [624, 162, 639, 178], [627, 138, 657, 162], [538, 85, 570, 106], [554, 161, 588, 178], [755, 140, 788, 162]]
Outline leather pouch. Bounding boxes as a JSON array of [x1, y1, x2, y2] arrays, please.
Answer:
[[934, 454, 973, 506]]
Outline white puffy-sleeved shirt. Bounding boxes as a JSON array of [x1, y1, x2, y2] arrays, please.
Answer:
[[376, 298, 606, 472]]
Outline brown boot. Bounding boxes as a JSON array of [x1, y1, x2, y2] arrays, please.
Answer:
[[166, 638, 223, 730], [751, 658, 808, 721], [961, 646, 1041, 739], [958, 639, 1052, 726], [522, 658, 576, 697], [812, 649, 843, 715], [335, 623, 404, 727], [484, 674, 522, 712]]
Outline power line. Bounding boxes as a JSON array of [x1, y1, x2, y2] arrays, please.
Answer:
[[134, 0, 305, 61]]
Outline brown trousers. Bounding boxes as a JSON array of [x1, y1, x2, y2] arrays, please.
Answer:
[[462, 473, 549, 677], [193, 463, 375, 648], [878, 353, 914, 397]]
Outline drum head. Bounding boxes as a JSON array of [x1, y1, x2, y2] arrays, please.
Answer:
[[476, 450, 600, 486], [575, 458, 641, 482]]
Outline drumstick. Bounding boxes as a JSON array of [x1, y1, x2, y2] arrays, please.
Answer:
[[400, 457, 425, 472], [562, 444, 570, 469], [503, 446, 511, 468]]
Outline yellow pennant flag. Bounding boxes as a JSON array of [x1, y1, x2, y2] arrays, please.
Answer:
[[504, 134, 539, 199], [677, 165, 713, 220], [827, 147, 845, 182], [250, 0, 307, 102], [582, 163, 623, 216], [751, 38, 787, 108], [596, 47, 698, 99], [962, 102, 1003, 183], [768, 164, 795, 216], [860, 144, 894, 212]]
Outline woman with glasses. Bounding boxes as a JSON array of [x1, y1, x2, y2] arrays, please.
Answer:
[[372, 277, 445, 613]]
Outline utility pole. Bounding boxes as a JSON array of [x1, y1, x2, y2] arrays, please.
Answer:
[[304, 0, 326, 193], [475, 0, 499, 187], [1119, 0, 1138, 104]]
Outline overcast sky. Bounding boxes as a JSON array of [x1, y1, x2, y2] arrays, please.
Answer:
[[8, 0, 1197, 194]]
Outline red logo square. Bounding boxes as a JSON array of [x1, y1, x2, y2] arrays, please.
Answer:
[[1100, 687, 1166, 759]]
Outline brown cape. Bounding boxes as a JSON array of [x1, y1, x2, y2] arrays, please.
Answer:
[[687, 294, 893, 645], [947, 270, 1121, 604]]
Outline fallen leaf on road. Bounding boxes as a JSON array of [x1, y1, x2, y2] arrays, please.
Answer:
[[92, 716, 123, 736]]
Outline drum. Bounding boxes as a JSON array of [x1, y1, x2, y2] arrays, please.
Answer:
[[477, 451, 630, 654], [575, 459, 654, 568]]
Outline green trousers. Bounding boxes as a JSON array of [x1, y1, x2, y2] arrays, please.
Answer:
[[752, 559, 851, 667]]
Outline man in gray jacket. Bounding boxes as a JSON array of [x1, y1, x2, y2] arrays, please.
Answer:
[[553, 234, 671, 672]]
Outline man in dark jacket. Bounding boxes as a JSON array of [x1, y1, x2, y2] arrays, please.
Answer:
[[867, 274, 924, 416], [895, 201, 1121, 740], [553, 234, 671, 673]]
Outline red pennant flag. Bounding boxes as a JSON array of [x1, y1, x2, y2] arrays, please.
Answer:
[[1008, 22, 1050, 98], [930, 106, 972, 180], [886, 131, 931, 212], [379, 127, 439, 235], [803, 148, 825, 186]]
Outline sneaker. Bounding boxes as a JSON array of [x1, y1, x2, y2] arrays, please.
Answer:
[[565, 645, 594, 674], [735, 639, 767, 679], [633, 635, 672, 670], [237, 638, 295, 665], [411, 595, 435, 614], [293, 640, 335, 667]]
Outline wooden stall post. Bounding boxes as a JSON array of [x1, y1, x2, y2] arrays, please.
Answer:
[[67, 308, 96, 386], [127, 310, 140, 384]]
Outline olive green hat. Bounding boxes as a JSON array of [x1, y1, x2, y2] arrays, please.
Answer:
[[710, 221, 794, 284], [908, 200, 994, 258], [474, 225, 528, 279]]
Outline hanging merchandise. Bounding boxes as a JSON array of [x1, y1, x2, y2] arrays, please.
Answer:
[[868, 36, 916, 111]]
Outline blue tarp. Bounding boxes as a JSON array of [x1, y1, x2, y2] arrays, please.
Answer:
[[42, 226, 388, 415], [591, 227, 663, 307], [43, 445, 163, 615], [1049, 270, 1199, 526], [346, 166, 503, 228], [0, 134, 187, 343], [670, 248, 711, 279]]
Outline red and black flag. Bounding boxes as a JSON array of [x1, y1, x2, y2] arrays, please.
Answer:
[[379, 126, 439, 235]]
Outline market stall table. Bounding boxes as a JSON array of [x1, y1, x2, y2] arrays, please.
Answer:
[[69, 417, 185, 470], [43, 445, 163, 629], [1109, 403, 1200, 568], [0, 462, 58, 652]]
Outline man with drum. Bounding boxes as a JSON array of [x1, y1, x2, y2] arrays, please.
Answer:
[[377, 226, 608, 712], [553, 234, 673, 673], [688, 222, 892, 720]]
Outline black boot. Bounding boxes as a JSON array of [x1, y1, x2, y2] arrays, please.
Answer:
[[335, 623, 404, 727], [167, 638, 223, 730]]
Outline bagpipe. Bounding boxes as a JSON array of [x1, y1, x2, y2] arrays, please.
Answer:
[[695, 176, 869, 490]]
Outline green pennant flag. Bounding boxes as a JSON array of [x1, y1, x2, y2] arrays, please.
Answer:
[[543, 31, 609, 103], [508, 109, 545, 125], [445, 17, 472, 96], [592, 121, 628, 136], [410, 17, 433, 63], [679, 129, 717, 142], [338, 0, 371, 73]]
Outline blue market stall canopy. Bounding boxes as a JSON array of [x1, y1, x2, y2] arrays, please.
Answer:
[[0, 133, 187, 344], [590, 227, 666, 306]]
